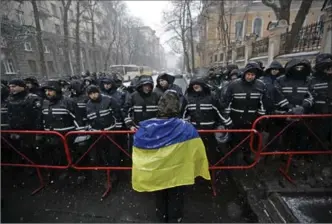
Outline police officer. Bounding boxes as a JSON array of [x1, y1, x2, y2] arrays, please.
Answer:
[[274, 59, 315, 152], [85, 85, 123, 184], [183, 77, 233, 165], [41, 79, 83, 181], [124, 75, 161, 132], [221, 62, 268, 164], [7, 79, 43, 168], [154, 73, 185, 106], [69, 80, 88, 128], [24, 76, 44, 98], [311, 53, 332, 150], [260, 60, 287, 151]]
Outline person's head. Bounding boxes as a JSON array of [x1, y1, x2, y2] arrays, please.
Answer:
[[159, 79, 168, 88], [85, 79, 91, 86], [285, 59, 312, 78], [137, 75, 154, 94], [270, 69, 280, 76], [24, 76, 39, 90], [157, 91, 180, 118], [193, 84, 203, 92], [244, 70, 256, 82], [8, 79, 26, 95], [45, 88, 57, 98], [87, 85, 100, 101], [103, 82, 112, 90], [142, 84, 152, 93], [314, 53, 332, 75], [242, 62, 262, 83], [157, 73, 175, 89], [229, 69, 239, 81], [41, 80, 62, 100]]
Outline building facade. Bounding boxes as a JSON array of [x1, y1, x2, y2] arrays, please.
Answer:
[[196, 0, 324, 67], [0, 1, 166, 80]]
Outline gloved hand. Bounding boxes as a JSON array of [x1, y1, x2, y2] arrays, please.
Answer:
[[10, 134, 20, 140], [35, 135, 43, 141], [292, 106, 304, 115]]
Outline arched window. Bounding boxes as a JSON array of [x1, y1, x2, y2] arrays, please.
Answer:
[[235, 21, 244, 40], [253, 18, 262, 37]]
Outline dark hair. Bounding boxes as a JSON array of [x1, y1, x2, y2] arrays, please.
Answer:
[[157, 91, 180, 118]]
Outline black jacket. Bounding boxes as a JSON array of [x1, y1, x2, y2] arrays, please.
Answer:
[[42, 95, 83, 132], [41, 80, 83, 132], [7, 90, 43, 130], [274, 59, 314, 113], [311, 53, 332, 113], [260, 60, 288, 113], [154, 73, 185, 106], [123, 76, 161, 128], [86, 94, 122, 130], [183, 78, 232, 129], [70, 80, 89, 126], [221, 63, 268, 126]]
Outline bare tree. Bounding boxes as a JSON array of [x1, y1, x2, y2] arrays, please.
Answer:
[[31, 0, 48, 78], [86, 0, 99, 72], [122, 17, 144, 64], [163, 1, 191, 73], [103, 1, 126, 70], [186, 0, 195, 71], [61, 0, 73, 76], [74, 1, 90, 75], [262, 0, 314, 52]]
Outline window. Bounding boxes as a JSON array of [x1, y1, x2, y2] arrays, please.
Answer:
[[220, 53, 224, 61], [28, 60, 37, 73], [55, 24, 61, 34], [72, 28, 76, 37], [59, 6, 64, 19], [317, 14, 325, 33], [1, 59, 16, 74], [47, 61, 55, 73], [51, 3, 58, 17], [44, 44, 50, 53], [235, 21, 244, 40], [24, 42, 32, 51], [0, 37, 7, 48], [303, 15, 308, 26], [214, 55, 218, 62], [16, 10, 24, 25], [210, 56, 213, 63], [39, 19, 44, 30], [59, 47, 64, 55], [253, 18, 262, 37], [69, 9, 74, 20], [85, 32, 90, 42]]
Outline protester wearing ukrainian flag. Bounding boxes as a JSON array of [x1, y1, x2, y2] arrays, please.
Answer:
[[131, 90, 211, 223]]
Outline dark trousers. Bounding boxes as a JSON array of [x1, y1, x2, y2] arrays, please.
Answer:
[[200, 133, 219, 165], [89, 134, 121, 167], [308, 118, 332, 150], [155, 186, 185, 223]]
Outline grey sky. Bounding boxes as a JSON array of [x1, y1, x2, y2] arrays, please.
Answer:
[[125, 1, 172, 52]]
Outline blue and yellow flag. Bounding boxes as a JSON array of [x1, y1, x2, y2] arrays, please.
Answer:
[[132, 118, 211, 192]]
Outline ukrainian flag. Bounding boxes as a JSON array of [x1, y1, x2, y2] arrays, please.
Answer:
[[132, 118, 211, 192]]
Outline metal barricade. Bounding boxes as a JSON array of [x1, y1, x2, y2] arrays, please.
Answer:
[[250, 114, 332, 184], [199, 129, 262, 196], [1, 130, 71, 195], [65, 130, 134, 199], [66, 129, 262, 198]]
